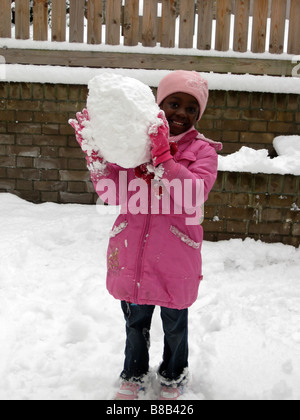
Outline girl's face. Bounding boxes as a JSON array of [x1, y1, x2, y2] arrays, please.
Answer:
[[160, 92, 200, 136]]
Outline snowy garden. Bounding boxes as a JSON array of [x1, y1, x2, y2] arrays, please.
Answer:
[[0, 193, 300, 400], [0, 0, 300, 400]]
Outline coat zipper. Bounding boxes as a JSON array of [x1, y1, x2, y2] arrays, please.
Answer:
[[134, 190, 152, 303]]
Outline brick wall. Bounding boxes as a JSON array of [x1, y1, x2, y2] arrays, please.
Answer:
[[0, 82, 299, 247], [198, 89, 300, 156], [204, 172, 299, 247]]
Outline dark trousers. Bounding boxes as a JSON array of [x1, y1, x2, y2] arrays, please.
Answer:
[[120, 301, 188, 385]]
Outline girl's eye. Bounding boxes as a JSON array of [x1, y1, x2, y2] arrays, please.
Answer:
[[169, 102, 179, 109], [187, 107, 197, 115]]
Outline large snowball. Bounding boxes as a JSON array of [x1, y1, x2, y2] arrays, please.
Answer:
[[82, 73, 160, 168]]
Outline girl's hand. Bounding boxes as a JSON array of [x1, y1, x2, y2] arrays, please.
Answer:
[[148, 111, 172, 167], [69, 109, 90, 147], [69, 110, 107, 182], [69, 109, 103, 165]]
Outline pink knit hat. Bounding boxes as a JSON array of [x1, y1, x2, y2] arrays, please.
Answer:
[[157, 70, 209, 121]]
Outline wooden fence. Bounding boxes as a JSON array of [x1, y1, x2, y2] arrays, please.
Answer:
[[0, 0, 300, 76]]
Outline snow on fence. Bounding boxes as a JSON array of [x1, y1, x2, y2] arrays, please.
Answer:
[[0, 0, 299, 76]]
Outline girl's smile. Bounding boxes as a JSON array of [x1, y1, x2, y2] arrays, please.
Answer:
[[160, 92, 200, 136]]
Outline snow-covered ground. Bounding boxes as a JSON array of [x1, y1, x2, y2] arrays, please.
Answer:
[[0, 192, 299, 400]]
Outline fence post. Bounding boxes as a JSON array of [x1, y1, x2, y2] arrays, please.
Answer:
[[33, 0, 48, 41], [142, 0, 158, 47], [233, 0, 250, 53], [197, 0, 213, 51], [15, 0, 30, 40], [269, 0, 287, 54], [251, 0, 268, 53], [215, 0, 232, 51], [69, 0, 85, 43], [88, 0, 103, 44], [288, 0, 300, 55], [0, 0, 11, 38], [179, 0, 195, 49], [106, 0, 122, 45], [52, 0, 66, 42], [179, 0, 195, 48], [123, 0, 139, 46], [161, 0, 177, 48]]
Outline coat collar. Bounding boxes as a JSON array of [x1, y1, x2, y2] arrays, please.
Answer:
[[169, 126, 197, 144]]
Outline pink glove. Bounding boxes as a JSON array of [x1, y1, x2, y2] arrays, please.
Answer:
[[149, 111, 172, 167], [69, 109, 90, 147], [69, 109, 103, 166]]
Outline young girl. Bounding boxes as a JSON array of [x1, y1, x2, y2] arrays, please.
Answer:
[[70, 70, 222, 400]]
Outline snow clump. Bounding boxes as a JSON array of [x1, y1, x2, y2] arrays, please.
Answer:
[[82, 73, 161, 168]]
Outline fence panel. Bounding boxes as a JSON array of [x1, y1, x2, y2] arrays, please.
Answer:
[[106, 0, 122, 45], [215, 0, 232, 51], [288, 0, 300, 54], [1, 0, 300, 76], [33, 0, 48, 41], [69, 0, 85, 43], [251, 0, 269, 53], [88, 0, 103, 44], [15, 0, 30, 40], [161, 0, 177, 48], [179, 0, 195, 49], [142, 0, 158, 47], [233, 0, 250, 52], [0, 0, 11, 38], [123, 0, 139, 46], [2, 0, 299, 54], [52, 0, 66, 42]]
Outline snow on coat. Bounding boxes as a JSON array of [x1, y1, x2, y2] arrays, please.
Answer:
[[92, 129, 220, 310]]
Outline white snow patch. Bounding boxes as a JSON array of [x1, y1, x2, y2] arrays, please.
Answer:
[[218, 136, 300, 175], [1, 64, 300, 95], [273, 136, 300, 157]]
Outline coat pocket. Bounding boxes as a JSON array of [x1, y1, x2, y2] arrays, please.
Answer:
[[170, 226, 200, 250]]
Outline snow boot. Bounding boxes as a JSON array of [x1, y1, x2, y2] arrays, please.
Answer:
[[159, 385, 185, 400], [115, 381, 145, 400]]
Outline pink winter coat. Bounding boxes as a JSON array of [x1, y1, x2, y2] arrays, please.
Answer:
[[92, 129, 220, 310]]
